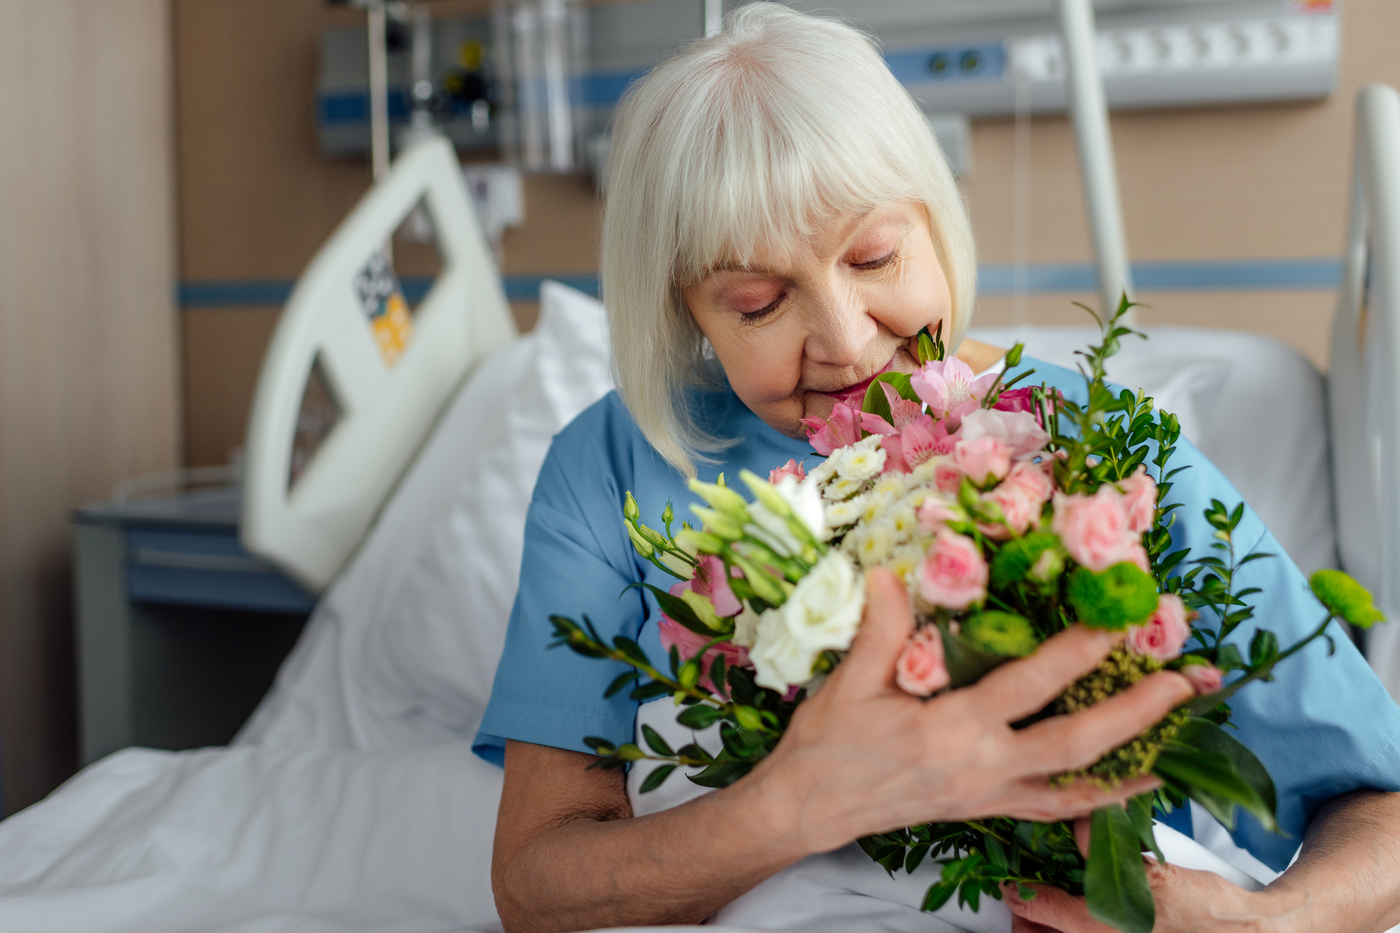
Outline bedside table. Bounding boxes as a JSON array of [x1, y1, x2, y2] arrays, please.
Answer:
[[72, 486, 315, 766]]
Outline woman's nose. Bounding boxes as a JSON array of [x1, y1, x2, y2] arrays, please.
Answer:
[[802, 286, 876, 368]]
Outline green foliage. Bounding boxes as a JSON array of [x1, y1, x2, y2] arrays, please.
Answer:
[[1065, 563, 1160, 630], [1085, 804, 1154, 933]]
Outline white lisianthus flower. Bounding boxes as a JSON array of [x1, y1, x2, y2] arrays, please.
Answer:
[[749, 551, 867, 692], [777, 475, 828, 543], [731, 600, 762, 648]]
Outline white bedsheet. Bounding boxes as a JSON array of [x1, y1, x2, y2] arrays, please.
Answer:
[[0, 310, 1338, 932]]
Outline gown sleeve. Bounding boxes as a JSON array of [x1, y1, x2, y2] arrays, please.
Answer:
[[473, 394, 650, 766]]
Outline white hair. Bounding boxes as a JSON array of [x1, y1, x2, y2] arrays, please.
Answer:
[[600, 2, 977, 477]]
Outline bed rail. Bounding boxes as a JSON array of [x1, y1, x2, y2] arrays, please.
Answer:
[[1329, 84, 1400, 698], [241, 136, 515, 593]]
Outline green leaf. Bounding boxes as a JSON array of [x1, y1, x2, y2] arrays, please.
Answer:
[[937, 622, 1015, 688], [641, 724, 675, 757], [639, 764, 677, 793], [861, 372, 919, 425], [639, 583, 717, 637], [1152, 744, 1277, 833], [1085, 804, 1155, 933], [676, 704, 723, 730], [1171, 719, 1278, 829], [1127, 793, 1165, 864], [1249, 629, 1280, 667], [922, 880, 957, 912], [687, 760, 752, 788]]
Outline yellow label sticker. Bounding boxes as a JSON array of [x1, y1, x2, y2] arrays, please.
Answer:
[[372, 292, 414, 368]]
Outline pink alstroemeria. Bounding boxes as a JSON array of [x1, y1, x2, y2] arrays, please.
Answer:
[[860, 383, 926, 437], [769, 459, 807, 484], [801, 402, 862, 455], [657, 608, 749, 693], [881, 415, 954, 474], [692, 554, 742, 618], [910, 358, 999, 426]]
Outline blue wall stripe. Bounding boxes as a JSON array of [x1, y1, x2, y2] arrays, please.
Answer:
[[178, 260, 1340, 309]]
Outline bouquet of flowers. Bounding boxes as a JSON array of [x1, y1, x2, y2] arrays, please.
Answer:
[[550, 300, 1387, 933]]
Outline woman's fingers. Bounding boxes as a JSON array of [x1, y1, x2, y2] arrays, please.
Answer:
[[1014, 671, 1194, 773], [1004, 883, 1117, 933], [828, 568, 915, 696], [972, 625, 1124, 723], [994, 773, 1161, 823]]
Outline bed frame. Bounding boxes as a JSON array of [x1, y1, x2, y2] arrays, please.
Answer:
[[1329, 85, 1400, 696], [240, 136, 515, 593]]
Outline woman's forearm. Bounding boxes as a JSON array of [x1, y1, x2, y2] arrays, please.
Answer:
[[1257, 789, 1400, 933], [491, 743, 810, 933]]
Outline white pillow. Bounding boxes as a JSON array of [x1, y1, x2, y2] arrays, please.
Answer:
[[239, 282, 614, 750]]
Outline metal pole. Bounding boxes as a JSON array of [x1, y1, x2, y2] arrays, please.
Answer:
[[1057, 0, 1135, 324], [367, 2, 391, 181], [704, 0, 723, 38]]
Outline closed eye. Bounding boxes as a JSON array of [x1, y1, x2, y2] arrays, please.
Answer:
[[740, 293, 784, 323], [852, 250, 899, 271]]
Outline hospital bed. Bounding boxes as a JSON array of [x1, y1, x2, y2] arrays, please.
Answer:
[[1, 56, 1398, 933]]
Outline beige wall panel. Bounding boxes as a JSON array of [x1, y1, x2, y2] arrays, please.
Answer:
[[183, 308, 281, 468], [973, 291, 1333, 371], [0, 0, 180, 810]]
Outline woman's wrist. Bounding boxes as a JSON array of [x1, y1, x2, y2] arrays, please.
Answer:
[[718, 751, 825, 867], [1246, 882, 1310, 933]]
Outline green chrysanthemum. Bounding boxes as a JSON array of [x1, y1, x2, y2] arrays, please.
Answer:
[[960, 611, 1040, 658], [1054, 645, 1189, 787], [1309, 569, 1385, 629], [1066, 563, 1160, 630]]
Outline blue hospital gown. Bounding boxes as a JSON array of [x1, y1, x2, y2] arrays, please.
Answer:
[[475, 357, 1400, 872]]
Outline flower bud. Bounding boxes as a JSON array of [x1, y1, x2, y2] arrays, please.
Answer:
[[626, 523, 655, 558], [623, 491, 640, 524]]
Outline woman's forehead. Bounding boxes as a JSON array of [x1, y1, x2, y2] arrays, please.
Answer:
[[690, 202, 920, 279]]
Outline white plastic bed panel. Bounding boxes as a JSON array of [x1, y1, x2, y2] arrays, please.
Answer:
[[242, 135, 516, 593], [1329, 84, 1400, 700]]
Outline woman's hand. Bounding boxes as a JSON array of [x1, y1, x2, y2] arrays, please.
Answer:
[[747, 568, 1195, 855], [1002, 818, 1290, 933]]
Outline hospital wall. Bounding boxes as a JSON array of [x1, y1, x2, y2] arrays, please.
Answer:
[[176, 0, 1400, 470], [0, 2, 181, 811]]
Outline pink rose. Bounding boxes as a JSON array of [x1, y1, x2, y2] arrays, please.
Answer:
[[769, 459, 807, 485], [800, 402, 862, 456], [933, 458, 965, 494], [981, 481, 1043, 539], [958, 408, 1050, 459], [1181, 662, 1224, 695], [918, 529, 988, 610], [692, 554, 742, 618], [1118, 467, 1158, 535], [992, 386, 1037, 419], [895, 627, 950, 697], [953, 435, 1012, 486], [1051, 487, 1137, 572], [1125, 542, 1151, 574], [1002, 460, 1055, 506], [917, 495, 960, 531], [1126, 593, 1191, 662]]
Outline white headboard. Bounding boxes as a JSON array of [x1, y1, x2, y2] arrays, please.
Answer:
[[241, 136, 516, 593], [1328, 84, 1400, 698]]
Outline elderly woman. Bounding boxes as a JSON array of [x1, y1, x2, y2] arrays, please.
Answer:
[[475, 6, 1400, 933]]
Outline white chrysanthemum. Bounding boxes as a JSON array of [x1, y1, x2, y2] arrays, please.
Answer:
[[872, 473, 909, 500], [851, 519, 896, 567], [886, 542, 929, 586], [910, 455, 948, 486], [749, 551, 867, 692], [823, 475, 865, 501], [808, 457, 838, 486], [829, 442, 886, 484], [858, 487, 897, 525], [889, 503, 920, 540], [825, 497, 863, 527]]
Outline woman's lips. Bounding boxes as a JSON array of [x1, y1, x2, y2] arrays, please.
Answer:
[[814, 360, 898, 408]]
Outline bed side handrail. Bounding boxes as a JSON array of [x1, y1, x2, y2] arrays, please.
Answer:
[[240, 136, 516, 593], [1329, 85, 1400, 687]]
